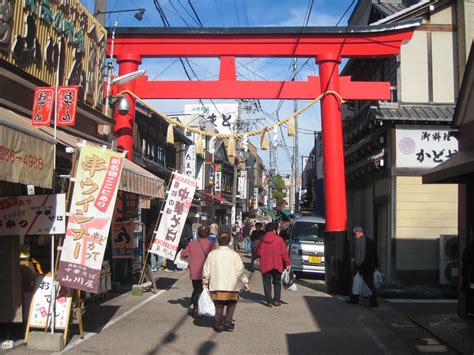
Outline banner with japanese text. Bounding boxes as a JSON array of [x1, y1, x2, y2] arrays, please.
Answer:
[[57, 86, 78, 126], [112, 221, 135, 259], [0, 194, 65, 236], [58, 145, 124, 293], [31, 88, 54, 126], [150, 172, 198, 260], [28, 275, 72, 330]]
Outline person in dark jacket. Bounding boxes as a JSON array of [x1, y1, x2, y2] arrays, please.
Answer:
[[348, 226, 378, 307], [256, 222, 291, 307]]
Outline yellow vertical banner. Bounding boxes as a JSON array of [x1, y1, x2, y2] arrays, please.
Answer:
[[58, 145, 124, 293]]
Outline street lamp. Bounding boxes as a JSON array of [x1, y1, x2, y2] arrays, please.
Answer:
[[94, 8, 146, 21]]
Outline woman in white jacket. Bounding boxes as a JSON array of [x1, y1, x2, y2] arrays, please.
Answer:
[[202, 232, 250, 333]]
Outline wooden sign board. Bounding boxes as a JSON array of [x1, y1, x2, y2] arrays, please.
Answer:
[[25, 275, 72, 342]]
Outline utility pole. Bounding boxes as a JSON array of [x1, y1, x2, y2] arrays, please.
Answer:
[[268, 133, 273, 210], [291, 58, 299, 214], [231, 101, 241, 225]]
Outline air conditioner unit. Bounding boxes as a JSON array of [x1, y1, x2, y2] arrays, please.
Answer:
[[439, 234, 458, 286]]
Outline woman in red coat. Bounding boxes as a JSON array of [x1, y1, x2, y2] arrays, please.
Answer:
[[256, 222, 291, 307]]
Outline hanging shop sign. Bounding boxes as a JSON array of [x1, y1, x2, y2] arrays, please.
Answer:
[[0, 124, 54, 188], [214, 163, 222, 195], [253, 187, 259, 210], [238, 170, 247, 199], [58, 145, 124, 293], [183, 130, 196, 178], [31, 88, 55, 126], [395, 126, 458, 168], [112, 221, 135, 259], [0, 194, 65, 236], [185, 103, 238, 134], [27, 275, 72, 330], [150, 172, 198, 260], [1, 0, 106, 109], [57, 86, 79, 126]]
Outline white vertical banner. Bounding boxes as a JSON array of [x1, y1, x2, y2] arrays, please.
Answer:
[[239, 170, 247, 199], [150, 172, 198, 260], [183, 130, 196, 178], [253, 187, 258, 210], [214, 171, 222, 192]]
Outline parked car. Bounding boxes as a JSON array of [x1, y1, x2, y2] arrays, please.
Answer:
[[288, 216, 326, 275]]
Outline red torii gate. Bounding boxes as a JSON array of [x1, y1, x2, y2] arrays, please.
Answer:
[[109, 20, 418, 293]]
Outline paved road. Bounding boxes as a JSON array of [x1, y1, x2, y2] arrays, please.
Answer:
[[10, 255, 455, 354]]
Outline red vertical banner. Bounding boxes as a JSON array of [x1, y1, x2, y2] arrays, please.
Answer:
[[31, 88, 55, 126], [57, 86, 78, 126]]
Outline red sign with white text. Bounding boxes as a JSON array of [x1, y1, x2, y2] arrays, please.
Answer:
[[31, 88, 54, 126], [57, 86, 78, 126]]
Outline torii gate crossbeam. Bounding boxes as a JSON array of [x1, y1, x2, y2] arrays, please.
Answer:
[[109, 20, 418, 294]]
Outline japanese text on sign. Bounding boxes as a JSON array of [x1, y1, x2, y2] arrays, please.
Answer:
[[58, 145, 124, 293], [0, 194, 65, 236], [396, 127, 458, 168], [150, 172, 198, 260]]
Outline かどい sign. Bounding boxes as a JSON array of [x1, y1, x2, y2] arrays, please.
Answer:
[[396, 127, 458, 168]]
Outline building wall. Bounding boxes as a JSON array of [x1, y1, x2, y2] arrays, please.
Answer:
[[400, 30, 429, 102], [456, 0, 474, 83], [395, 176, 457, 283], [400, 6, 456, 104]]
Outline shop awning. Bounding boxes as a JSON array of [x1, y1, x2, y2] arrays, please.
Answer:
[[0, 108, 55, 188], [3, 108, 165, 199], [201, 191, 232, 206], [423, 151, 474, 184]]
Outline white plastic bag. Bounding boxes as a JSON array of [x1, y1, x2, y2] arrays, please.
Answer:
[[197, 288, 215, 317], [374, 270, 383, 289], [174, 250, 188, 269], [286, 283, 297, 292], [360, 279, 373, 298], [282, 268, 296, 289], [352, 272, 363, 295]]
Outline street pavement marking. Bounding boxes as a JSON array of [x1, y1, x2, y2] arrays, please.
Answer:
[[358, 315, 389, 353], [57, 290, 167, 354], [385, 299, 457, 303]]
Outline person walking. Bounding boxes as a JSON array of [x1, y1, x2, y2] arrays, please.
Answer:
[[256, 222, 291, 307], [249, 222, 265, 271], [181, 225, 215, 317], [347, 226, 379, 307], [231, 222, 242, 252], [242, 218, 252, 253], [202, 232, 250, 333]]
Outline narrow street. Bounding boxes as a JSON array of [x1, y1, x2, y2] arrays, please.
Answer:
[[9, 256, 454, 355]]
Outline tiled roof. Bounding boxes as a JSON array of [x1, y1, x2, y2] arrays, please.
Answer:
[[371, 105, 455, 122], [373, 1, 407, 16]]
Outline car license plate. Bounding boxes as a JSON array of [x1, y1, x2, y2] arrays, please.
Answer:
[[308, 256, 321, 264]]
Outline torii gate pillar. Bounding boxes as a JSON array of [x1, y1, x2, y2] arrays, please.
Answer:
[[317, 53, 350, 294]]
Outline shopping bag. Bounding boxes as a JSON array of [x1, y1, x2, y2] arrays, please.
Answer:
[[374, 270, 383, 289], [282, 268, 296, 289], [174, 250, 188, 270], [360, 279, 373, 298], [352, 272, 363, 295], [197, 288, 215, 317]]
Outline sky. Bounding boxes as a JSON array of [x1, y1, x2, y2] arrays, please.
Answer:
[[81, 0, 356, 175]]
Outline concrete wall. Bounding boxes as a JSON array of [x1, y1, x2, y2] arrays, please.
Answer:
[[395, 176, 458, 283]]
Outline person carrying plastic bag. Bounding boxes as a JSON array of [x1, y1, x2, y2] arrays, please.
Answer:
[[202, 232, 250, 333]]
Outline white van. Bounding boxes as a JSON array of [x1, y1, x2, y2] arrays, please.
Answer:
[[288, 216, 326, 275]]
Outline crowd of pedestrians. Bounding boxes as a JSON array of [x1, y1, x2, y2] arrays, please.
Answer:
[[178, 217, 291, 333]]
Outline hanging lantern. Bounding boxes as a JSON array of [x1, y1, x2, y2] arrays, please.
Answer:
[[227, 137, 236, 161], [196, 134, 204, 156], [260, 130, 269, 150], [166, 124, 175, 145], [287, 116, 296, 136]]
